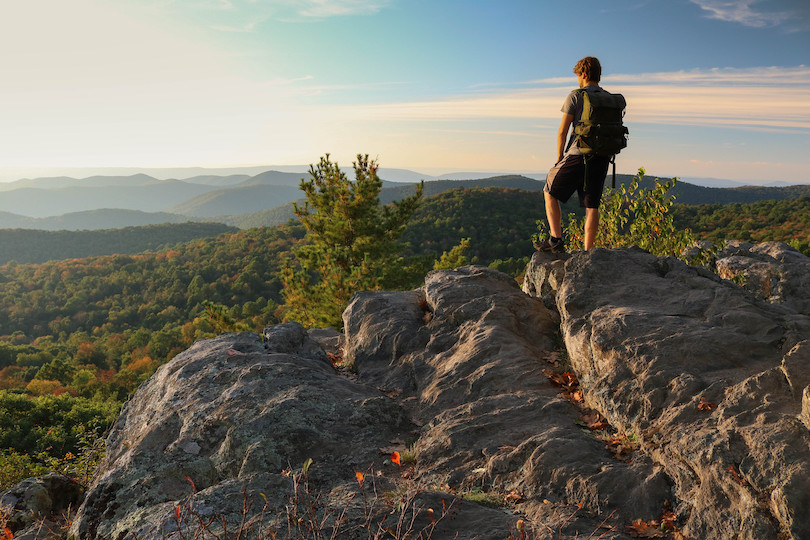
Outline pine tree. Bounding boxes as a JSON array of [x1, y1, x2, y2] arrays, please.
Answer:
[[280, 154, 423, 328]]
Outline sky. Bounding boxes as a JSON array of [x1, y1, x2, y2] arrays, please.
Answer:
[[0, 0, 809, 184]]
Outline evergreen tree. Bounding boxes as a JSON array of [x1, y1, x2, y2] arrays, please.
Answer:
[[433, 238, 471, 270], [280, 154, 423, 328]]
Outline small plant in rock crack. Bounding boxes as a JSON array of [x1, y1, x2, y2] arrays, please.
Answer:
[[140, 476, 274, 540], [285, 456, 458, 539], [506, 504, 619, 540], [127, 456, 458, 540], [37, 424, 107, 489]]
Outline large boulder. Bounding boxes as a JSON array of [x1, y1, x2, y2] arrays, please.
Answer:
[[69, 324, 417, 539], [0, 473, 82, 538], [549, 247, 810, 539], [345, 266, 671, 537]]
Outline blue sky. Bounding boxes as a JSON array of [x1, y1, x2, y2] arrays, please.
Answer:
[[1, 0, 808, 183]]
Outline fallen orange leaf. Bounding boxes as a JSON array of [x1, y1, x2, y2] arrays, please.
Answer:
[[660, 509, 678, 530], [327, 352, 342, 366], [627, 519, 666, 538], [504, 490, 525, 502], [579, 411, 609, 431], [697, 397, 717, 411], [727, 465, 748, 485], [604, 434, 638, 461], [516, 518, 525, 537], [391, 451, 401, 466], [1, 527, 12, 540], [543, 370, 579, 390]]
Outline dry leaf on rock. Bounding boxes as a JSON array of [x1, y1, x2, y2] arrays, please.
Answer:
[[605, 434, 638, 461], [543, 370, 579, 390], [727, 465, 748, 485], [697, 396, 717, 411], [578, 411, 609, 431], [504, 490, 525, 502], [627, 519, 666, 538]]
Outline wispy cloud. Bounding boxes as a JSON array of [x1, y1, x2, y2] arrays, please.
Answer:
[[329, 66, 810, 133], [151, 0, 394, 24], [295, 0, 393, 18], [604, 66, 810, 85], [689, 0, 810, 30], [623, 85, 810, 131], [209, 20, 262, 32], [299, 80, 410, 96], [527, 66, 810, 87]]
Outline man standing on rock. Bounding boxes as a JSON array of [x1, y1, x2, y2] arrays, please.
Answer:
[[536, 56, 612, 253]]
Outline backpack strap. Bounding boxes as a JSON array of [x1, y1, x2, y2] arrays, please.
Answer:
[[583, 154, 618, 191], [611, 155, 616, 189]]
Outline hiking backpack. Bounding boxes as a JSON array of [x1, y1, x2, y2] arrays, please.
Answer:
[[574, 87, 628, 187]]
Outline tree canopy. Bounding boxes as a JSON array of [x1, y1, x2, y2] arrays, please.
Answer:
[[281, 154, 424, 328]]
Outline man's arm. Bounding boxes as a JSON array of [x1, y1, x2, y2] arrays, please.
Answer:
[[556, 113, 574, 163]]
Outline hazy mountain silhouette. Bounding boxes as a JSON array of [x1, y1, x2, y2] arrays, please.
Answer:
[[165, 184, 304, 217], [0, 173, 161, 191], [0, 209, 200, 231], [0, 181, 219, 218], [0, 169, 807, 227]]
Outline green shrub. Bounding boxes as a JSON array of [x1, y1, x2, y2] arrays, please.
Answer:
[[0, 450, 48, 490], [0, 391, 119, 456], [536, 167, 711, 262]]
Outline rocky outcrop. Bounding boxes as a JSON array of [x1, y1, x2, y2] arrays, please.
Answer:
[[526, 245, 810, 538], [344, 265, 671, 535], [66, 245, 810, 539]]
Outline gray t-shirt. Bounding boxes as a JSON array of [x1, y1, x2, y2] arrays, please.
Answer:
[[562, 84, 602, 155]]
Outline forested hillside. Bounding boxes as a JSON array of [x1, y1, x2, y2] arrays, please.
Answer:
[[165, 184, 304, 217], [0, 224, 300, 476], [0, 187, 555, 449], [0, 224, 301, 402], [674, 196, 810, 254], [0, 222, 238, 265], [400, 186, 580, 272]]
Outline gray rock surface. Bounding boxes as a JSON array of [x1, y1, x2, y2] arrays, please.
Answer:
[[521, 250, 570, 310], [345, 266, 665, 537], [715, 240, 810, 315], [550, 247, 810, 539], [0, 473, 82, 536], [70, 326, 416, 539]]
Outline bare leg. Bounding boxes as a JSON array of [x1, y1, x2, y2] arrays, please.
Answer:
[[544, 191, 563, 238], [584, 207, 599, 250]]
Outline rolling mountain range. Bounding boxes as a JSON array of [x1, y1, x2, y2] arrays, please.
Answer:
[[0, 169, 808, 231]]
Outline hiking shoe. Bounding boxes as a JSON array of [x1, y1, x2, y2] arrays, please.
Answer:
[[534, 237, 566, 253]]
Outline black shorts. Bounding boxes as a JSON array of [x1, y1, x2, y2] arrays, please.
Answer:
[[544, 153, 610, 208]]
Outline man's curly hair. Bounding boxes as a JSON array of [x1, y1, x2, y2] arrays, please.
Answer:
[[574, 57, 601, 83]]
